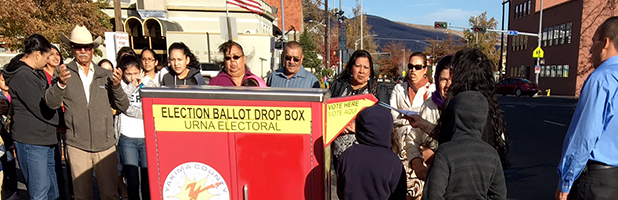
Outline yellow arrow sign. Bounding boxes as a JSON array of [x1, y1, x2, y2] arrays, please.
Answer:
[[533, 46, 544, 58], [324, 94, 378, 146]]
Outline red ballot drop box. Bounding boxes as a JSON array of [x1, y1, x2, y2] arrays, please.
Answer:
[[141, 86, 376, 200]]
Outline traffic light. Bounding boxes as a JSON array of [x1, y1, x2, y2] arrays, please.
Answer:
[[434, 21, 447, 29], [472, 26, 487, 33]]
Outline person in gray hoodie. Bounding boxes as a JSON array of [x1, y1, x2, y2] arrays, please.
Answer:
[[422, 91, 506, 200], [4, 34, 65, 200], [337, 105, 407, 200]]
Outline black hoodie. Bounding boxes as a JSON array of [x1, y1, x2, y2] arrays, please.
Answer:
[[337, 105, 407, 200], [4, 54, 60, 145], [422, 91, 506, 200], [161, 67, 205, 86]]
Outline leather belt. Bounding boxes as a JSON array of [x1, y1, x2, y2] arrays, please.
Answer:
[[586, 161, 617, 171]]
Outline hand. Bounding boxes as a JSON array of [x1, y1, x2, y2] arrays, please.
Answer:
[[405, 115, 425, 129], [112, 68, 123, 88], [57, 64, 71, 87], [420, 147, 435, 165], [342, 121, 356, 134], [555, 189, 569, 200], [410, 157, 428, 181]]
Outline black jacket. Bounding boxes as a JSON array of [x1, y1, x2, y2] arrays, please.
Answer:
[[329, 79, 391, 102], [337, 105, 407, 200], [422, 91, 506, 200], [4, 54, 60, 145], [161, 67, 206, 86]]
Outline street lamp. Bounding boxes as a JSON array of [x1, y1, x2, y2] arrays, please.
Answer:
[[354, 34, 377, 50]]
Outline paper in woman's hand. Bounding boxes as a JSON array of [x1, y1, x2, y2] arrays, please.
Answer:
[[377, 101, 419, 117]]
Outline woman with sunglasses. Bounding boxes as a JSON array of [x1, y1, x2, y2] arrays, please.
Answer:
[[329, 50, 390, 165], [209, 40, 265, 86], [389, 51, 435, 164], [161, 42, 206, 86]]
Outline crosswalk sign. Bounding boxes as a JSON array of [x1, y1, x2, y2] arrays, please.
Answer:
[[533, 46, 544, 58]]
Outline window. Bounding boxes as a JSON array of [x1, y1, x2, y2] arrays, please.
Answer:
[[545, 65, 551, 77], [523, 2, 527, 16], [540, 66, 545, 77], [548, 27, 554, 46], [557, 65, 563, 77], [542, 28, 548, 47], [515, 5, 519, 19], [563, 65, 569, 77], [512, 36, 516, 51], [524, 35, 528, 49], [528, 0, 532, 15], [551, 65, 556, 77], [554, 25, 560, 45], [566, 22, 572, 44], [560, 24, 566, 45]]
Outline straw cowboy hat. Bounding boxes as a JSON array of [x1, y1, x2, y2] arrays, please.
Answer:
[[61, 25, 102, 48]]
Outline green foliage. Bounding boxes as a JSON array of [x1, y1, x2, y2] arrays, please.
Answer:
[[462, 12, 500, 71], [0, 0, 112, 57], [300, 28, 321, 69]]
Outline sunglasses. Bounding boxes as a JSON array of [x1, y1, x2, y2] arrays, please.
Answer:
[[224, 55, 242, 61], [285, 56, 301, 62], [72, 44, 93, 51], [408, 64, 427, 70]]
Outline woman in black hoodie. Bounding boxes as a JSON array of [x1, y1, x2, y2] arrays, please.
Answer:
[[161, 42, 206, 86], [4, 34, 66, 199]]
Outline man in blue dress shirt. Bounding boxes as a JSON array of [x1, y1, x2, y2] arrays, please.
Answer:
[[556, 16, 618, 200], [267, 41, 320, 88]]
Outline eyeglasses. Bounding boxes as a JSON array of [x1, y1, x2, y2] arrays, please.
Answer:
[[141, 57, 156, 62], [71, 44, 93, 51], [407, 64, 427, 70], [285, 56, 301, 62], [224, 55, 242, 61]]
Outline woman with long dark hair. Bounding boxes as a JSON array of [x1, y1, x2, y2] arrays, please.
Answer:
[[432, 48, 510, 169], [161, 42, 206, 86], [329, 50, 390, 162]]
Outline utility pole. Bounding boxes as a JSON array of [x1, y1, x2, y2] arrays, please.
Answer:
[[113, 0, 123, 31], [499, 0, 510, 80], [359, 0, 365, 49], [281, 0, 285, 41], [535, 0, 543, 84], [325, 0, 330, 71]]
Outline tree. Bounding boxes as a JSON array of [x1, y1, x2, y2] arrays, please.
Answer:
[[0, 0, 112, 57], [345, 2, 377, 53], [376, 41, 407, 79], [423, 34, 465, 65], [462, 12, 500, 71], [300, 28, 321, 69]]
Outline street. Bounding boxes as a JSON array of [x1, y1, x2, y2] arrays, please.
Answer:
[[499, 96, 578, 200]]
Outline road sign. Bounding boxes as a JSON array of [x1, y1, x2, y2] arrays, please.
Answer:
[[535, 65, 541, 74], [508, 30, 519, 35], [533, 46, 544, 58]]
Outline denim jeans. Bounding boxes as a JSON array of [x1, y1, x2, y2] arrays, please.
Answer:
[[118, 135, 149, 200], [15, 142, 59, 200]]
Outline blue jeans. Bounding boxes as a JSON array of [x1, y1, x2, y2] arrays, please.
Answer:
[[118, 135, 149, 200], [15, 142, 58, 200]]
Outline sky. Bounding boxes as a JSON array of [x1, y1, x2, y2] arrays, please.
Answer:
[[337, 0, 510, 30]]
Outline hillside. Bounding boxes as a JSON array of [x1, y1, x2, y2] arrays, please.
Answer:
[[365, 15, 464, 52]]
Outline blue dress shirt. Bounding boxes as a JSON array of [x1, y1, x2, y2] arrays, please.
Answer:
[[557, 55, 618, 193], [267, 66, 320, 88]]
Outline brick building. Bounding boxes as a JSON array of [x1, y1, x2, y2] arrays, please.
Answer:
[[263, 0, 303, 40], [506, 0, 618, 96]]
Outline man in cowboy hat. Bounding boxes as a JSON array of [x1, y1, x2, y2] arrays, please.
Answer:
[[45, 25, 128, 200]]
